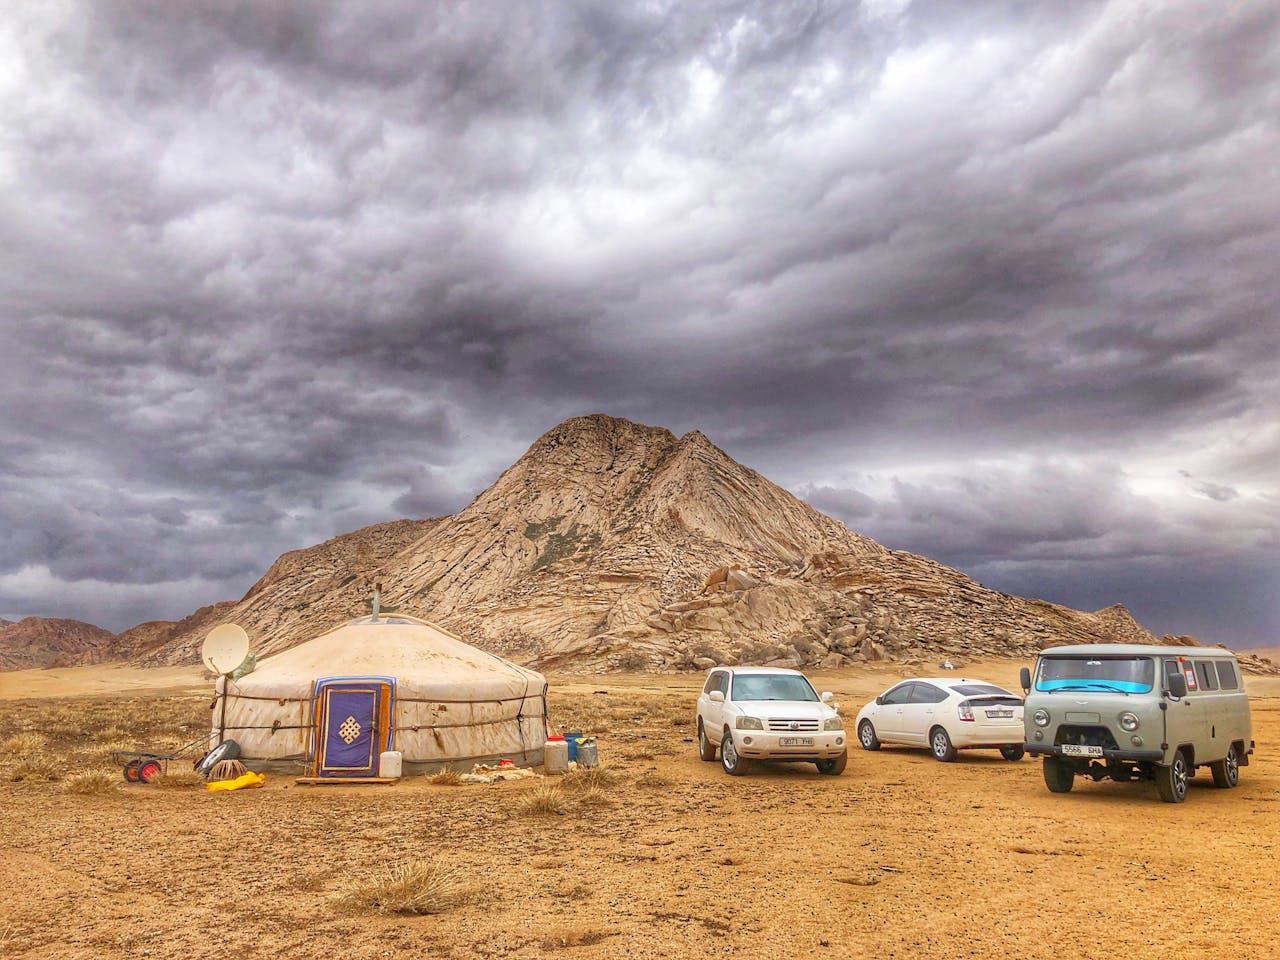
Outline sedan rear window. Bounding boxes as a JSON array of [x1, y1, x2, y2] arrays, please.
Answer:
[[951, 683, 1015, 697], [731, 674, 819, 702]]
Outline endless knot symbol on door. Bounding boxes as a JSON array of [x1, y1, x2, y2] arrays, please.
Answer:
[[338, 716, 361, 744]]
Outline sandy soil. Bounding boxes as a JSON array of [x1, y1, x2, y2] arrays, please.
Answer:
[[2, 660, 1278, 959]]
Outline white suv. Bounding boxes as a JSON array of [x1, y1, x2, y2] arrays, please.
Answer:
[[695, 667, 847, 776]]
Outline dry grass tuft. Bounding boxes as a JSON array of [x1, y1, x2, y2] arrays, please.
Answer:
[[208, 759, 246, 782], [151, 769, 205, 789], [332, 861, 470, 915], [633, 769, 673, 789], [427, 769, 463, 786], [540, 927, 612, 949], [9, 756, 62, 782], [559, 764, 620, 793], [575, 786, 615, 808], [61, 769, 121, 795], [1, 732, 46, 757], [518, 782, 567, 816]]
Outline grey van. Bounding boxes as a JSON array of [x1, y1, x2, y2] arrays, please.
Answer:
[[1020, 644, 1253, 803]]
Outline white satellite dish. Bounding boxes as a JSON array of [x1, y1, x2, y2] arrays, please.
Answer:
[[202, 624, 250, 675]]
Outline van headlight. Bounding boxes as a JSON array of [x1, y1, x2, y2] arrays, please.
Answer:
[[735, 716, 763, 730], [823, 717, 844, 731], [1033, 708, 1050, 727], [1119, 712, 1140, 732]]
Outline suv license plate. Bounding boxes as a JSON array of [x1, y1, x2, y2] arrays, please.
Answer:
[[1061, 744, 1103, 758], [779, 737, 814, 747]]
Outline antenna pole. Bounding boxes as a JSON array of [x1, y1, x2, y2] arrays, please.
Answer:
[[218, 672, 230, 743]]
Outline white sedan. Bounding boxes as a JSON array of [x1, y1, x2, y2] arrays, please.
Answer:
[[854, 678, 1025, 762], [695, 667, 848, 776]]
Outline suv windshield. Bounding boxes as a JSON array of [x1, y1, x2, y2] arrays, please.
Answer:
[[1035, 656, 1154, 694], [731, 674, 819, 702]]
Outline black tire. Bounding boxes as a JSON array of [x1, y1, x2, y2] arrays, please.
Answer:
[[697, 721, 717, 762], [858, 720, 881, 752], [929, 726, 957, 762], [1210, 743, 1240, 789], [194, 739, 241, 777], [1000, 745, 1025, 762], [720, 729, 750, 776], [1155, 749, 1190, 803], [1043, 756, 1074, 793], [815, 751, 848, 776], [137, 759, 162, 784]]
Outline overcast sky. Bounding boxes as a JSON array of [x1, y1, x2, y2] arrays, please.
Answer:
[[1, 1, 1276, 646]]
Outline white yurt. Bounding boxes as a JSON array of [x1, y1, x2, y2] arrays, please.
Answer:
[[211, 614, 548, 777]]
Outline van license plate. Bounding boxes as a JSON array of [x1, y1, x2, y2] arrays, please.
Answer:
[[779, 737, 814, 747], [985, 709, 1013, 719], [1061, 744, 1103, 758]]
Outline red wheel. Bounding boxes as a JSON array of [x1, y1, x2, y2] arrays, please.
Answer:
[[123, 759, 142, 782], [138, 759, 162, 783]]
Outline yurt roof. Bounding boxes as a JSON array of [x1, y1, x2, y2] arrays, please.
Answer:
[[230, 614, 543, 698]]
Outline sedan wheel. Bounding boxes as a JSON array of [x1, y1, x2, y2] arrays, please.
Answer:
[[929, 726, 957, 762], [697, 721, 717, 762], [858, 720, 881, 751], [1210, 743, 1240, 789], [1155, 749, 1190, 803], [1000, 745, 1025, 762], [720, 729, 750, 776]]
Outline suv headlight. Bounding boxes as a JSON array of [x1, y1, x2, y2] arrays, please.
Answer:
[[823, 717, 844, 731], [735, 716, 763, 730], [1119, 712, 1140, 732], [1033, 708, 1050, 727]]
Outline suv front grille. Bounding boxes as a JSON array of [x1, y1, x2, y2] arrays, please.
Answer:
[[767, 718, 820, 732], [1054, 724, 1119, 750]]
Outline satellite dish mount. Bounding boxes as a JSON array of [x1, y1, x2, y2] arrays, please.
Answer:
[[202, 624, 250, 744]]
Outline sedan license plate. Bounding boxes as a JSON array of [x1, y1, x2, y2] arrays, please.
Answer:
[[985, 709, 1014, 719], [1061, 743, 1104, 758], [779, 737, 814, 747]]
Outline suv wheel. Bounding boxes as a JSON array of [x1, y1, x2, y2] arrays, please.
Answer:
[[720, 729, 750, 776], [1210, 743, 1240, 789], [815, 751, 847, 776], [1043, 756, 1074, 793], [858, 720, 880, 751], [929, 726, 957, 762], [697, 721, 717, 762], [1155, 749, 1190, 803]]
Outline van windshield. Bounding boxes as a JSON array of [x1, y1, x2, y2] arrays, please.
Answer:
[[1035, 656, 1154, 694]]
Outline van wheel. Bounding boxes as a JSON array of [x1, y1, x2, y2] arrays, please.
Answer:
[[1043, 757, 1074, 793], [697, 721, 717, 762], [1155, 749, 1190, 803], [1210, 743, 1240, 789], [929, 727, 956, 762], [720, 730, 750, 776], [858, 720, 880, 751], [999, 745, 1025, 762]]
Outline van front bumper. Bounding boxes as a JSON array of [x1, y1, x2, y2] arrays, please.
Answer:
[[1025, 743, 1164, 763]]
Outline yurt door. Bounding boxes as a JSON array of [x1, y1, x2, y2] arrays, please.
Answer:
[[313, 678, 392, 777]]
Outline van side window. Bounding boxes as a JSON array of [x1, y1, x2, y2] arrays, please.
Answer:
[[1216, 661, 1239, 690], [1182, 661, 1198, 692], [1195, 661, 1219, 691]]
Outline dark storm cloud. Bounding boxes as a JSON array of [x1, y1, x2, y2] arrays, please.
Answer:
[[0, 1, 1276, 644]]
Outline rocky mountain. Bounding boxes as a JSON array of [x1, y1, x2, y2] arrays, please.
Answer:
[[0, 617, 119, 670], [131, 414, 1272, 675]]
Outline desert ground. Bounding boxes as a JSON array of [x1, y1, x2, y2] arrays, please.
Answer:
[[2, 660, 1278, 959]]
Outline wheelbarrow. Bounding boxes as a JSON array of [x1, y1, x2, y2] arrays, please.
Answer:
[[112, 734, 213, 784]]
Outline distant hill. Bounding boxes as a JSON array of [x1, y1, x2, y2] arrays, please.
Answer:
[[132, 414, 1267, 674], [0, 617, 118, 670]]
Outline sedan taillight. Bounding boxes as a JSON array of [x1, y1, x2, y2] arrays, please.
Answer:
[[957, 701, 974, 722]]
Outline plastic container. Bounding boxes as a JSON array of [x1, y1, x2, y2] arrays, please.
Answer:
[[577, 740, 599, 769], [564, 729, 584, 763], [544, 736, 569, 774], [379, 750, 402, 778]]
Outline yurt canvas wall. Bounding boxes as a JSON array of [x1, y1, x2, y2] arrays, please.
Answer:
[[211, 615, 548, 776]]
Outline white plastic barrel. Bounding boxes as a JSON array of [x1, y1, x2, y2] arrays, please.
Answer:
[[379, 750, 402, 779], [544, 737, 569, 774]]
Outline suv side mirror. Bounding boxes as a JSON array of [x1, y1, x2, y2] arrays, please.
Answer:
[[1167, 673, 1187, 699], [1019, 667, 1031, 694], [821, 691, 834, 703], [709, 690, 725, 703]]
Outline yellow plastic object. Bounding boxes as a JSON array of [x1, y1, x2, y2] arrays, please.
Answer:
[[206, 771, 266, 792]]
